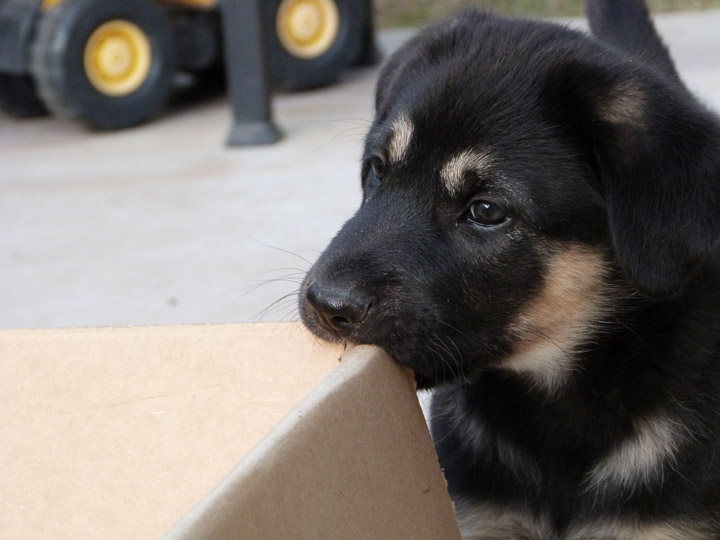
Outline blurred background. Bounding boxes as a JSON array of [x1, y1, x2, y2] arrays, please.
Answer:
[[376, 0, 720, 26], [1, 0, 719, 329]]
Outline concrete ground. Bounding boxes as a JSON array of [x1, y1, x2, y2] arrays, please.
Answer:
[[2, 12, 719, 330]]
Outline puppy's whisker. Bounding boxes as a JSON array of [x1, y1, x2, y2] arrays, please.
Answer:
[[246, 236, 315, 267], [330, 126, 370, 142], [443, 330, 464, 361], [436, 318, 470, 339], [278, 306, 301, 323], [251, 267, 309, 277], [436, 337, 462, 381], [311, 117, 372, 127], [270, 303, 301, 324], [232, 275, 305, 300], [427, 343, 451, 382], [423, 339, 444, 378], [240, 274, 304, 286], [428, 334, 463, 381], [254, 291, 301, 322]]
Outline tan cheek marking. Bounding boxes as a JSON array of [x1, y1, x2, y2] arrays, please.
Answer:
[[439, 149, 494, 195], [503, 247, 609, 393], [387, 114, 414, 164], [596, 80, 646, 126]]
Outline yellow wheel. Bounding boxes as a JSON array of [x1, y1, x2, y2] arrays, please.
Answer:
[[31, 0, 174, 129], [276, 0, 340, 60], [84, 20, 152, 97]]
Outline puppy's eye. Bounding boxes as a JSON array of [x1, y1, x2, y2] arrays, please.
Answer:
[[370, 156, 386, 181], [362, 156, 385, 201], [466, 199, 508, 227]]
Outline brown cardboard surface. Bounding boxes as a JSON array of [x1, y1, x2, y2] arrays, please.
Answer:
[[0, 323, 343, 540], [165, 345, 460, 540]]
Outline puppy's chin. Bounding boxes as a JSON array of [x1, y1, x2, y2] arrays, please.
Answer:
[[390, 347, 471, 390], [300, 306, 466, 389], [411, 367, 456, 390], [299, 280, 474, 388]]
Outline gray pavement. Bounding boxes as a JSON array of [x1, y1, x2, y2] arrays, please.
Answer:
[[1, 12, 719, 329]]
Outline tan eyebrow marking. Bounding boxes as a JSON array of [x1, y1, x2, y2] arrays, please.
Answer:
[[387, 114, 414, 164], [596, 80, 647, 126], [440, 149, 494, 195]]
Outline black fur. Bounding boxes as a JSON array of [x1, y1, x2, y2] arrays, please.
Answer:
[[300, 1, 720, 536]]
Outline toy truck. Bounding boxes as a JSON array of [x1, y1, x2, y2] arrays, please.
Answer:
[[0, 0, 374, 129]]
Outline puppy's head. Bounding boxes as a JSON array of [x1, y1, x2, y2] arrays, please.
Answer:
[[300, 11, 720, 389]]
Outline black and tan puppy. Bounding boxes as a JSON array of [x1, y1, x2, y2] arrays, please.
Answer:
[[299, 0, 720, 537]]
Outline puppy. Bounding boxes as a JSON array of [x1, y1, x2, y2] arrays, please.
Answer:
[[300, 1, 720, 538]]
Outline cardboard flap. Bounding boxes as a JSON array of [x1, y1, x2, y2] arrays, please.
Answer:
[[1, 324, 459, 539], [0, 323, 342, 540], [165, 345, 460, 540]]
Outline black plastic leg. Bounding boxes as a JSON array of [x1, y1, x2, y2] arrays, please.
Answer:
[[354, 0, 382, 66], [220, 0, 281, 146]]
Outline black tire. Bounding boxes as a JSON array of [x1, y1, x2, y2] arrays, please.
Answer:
[[263, 0, 365, 91], [0, 74, 47, 117], [30, 0, 174, 130]]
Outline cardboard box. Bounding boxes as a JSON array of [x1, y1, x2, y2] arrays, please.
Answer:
[[1, 323, 460, 539]]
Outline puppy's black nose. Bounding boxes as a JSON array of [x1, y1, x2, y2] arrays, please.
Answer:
[[305, 280, 370, 337]]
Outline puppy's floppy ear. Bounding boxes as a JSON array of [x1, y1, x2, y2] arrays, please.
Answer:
[[543, 56, 720, 298]]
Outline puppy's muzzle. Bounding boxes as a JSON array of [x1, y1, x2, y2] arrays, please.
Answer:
[[305, 278, 371, 338]]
